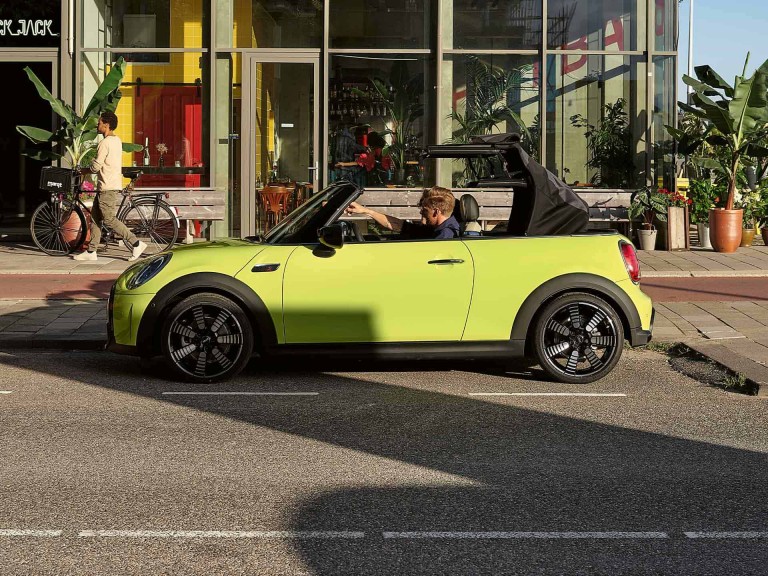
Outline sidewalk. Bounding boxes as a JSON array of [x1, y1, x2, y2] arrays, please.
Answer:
[[1, 241, 767, 395]]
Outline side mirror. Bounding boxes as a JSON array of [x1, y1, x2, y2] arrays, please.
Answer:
[[318, 223, 344, 250]]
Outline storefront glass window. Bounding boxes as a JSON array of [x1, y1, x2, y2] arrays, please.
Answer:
[[80, 52, 209, 188], [441, 54, 540, 186], [328, 55, 432, 187], [547, 0, 645, 51], [653, 55, 676, 190], [329, 0, 429, 49], [447, 0, 542, 50], [81, 0, 205, 55], [545, 54, 646, 188], [220, 0, 322, 48], [654, 0, 676, 51], [0, 0, 60, 48]]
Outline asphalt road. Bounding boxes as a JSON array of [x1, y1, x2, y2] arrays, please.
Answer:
[[0, 349, 766, 575]]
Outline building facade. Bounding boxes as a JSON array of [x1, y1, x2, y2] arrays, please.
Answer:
[[1, 0, 677, 238]]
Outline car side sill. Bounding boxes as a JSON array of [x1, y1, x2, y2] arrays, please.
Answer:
[[264, 340, 526, 361]]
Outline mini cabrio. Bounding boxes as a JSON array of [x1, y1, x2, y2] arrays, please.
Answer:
[[108, 136, 653, 384]]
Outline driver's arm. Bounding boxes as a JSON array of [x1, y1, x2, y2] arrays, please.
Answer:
[[345, 202, 404, 232]]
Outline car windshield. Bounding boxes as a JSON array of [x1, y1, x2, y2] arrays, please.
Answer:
[[263, 181, 358, 244]]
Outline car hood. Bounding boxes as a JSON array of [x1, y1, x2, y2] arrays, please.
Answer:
[[115, 238, 268, 294]]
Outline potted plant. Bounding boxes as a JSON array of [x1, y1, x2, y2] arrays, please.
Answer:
[[628, 186, 669, 250], [735, 188, 762, 246], [661, 188, 692, 250], [570, 98, 636, 188], [687, 179, 721, 248], [16, 56, 142, 171], [667, 53, 768, 253]]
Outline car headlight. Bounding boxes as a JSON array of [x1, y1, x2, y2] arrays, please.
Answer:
[[126, 253, 173, 290]]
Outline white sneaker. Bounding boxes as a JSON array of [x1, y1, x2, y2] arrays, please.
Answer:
[[128, 240, 148, 261], [72, 250, 97, 261]]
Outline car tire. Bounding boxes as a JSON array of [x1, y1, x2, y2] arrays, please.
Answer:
[[161, 292, 254, 383], [533, 292, 624, 384]]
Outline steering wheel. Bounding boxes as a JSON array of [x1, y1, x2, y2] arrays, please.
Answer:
[[341, 220, 365, 242]]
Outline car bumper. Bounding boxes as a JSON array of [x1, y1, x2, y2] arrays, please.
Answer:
[[629, 307, 654, 347], [106, 286, 152, 356]]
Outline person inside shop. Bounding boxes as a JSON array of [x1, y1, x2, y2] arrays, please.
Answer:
[[345, 186, 460, 240], [334, 126, 368, 186], [73, 111, 147, 262]]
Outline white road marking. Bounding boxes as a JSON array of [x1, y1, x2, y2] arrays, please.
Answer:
[[0, 529, 62, 537], [469, 393, 627, 397], [78, 530, 364, 539], [0, 391, 12, 394], [685, 532, 768, 539], [161, 392, 319, 396], [383, 531, 667, 539]]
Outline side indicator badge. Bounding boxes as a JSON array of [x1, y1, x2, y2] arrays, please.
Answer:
[[251, 263, 281, 273]]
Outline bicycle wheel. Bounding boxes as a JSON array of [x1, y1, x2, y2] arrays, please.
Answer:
[[30, 199, 86, 256], [121, 198, 178, 255]]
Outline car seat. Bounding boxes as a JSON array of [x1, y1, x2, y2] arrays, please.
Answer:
[[458, 194, 482, 236]]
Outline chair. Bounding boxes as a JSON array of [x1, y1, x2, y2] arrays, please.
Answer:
[[259, 185, 291, 230]]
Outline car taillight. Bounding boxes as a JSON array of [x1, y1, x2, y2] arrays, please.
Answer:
[[620, 240, 641, 283]]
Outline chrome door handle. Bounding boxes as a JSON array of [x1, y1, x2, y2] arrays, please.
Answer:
[[428, 259, 465, 265]]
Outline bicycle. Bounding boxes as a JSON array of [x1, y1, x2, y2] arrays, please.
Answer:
[[30, 168, 179, 257]]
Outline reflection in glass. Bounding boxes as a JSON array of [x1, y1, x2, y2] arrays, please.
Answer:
[[545, 54, 646, 188], [653, 56, 676, 190], [330, 0, 428, 49], [654, 0, 676, 51], [81, 53, 209, 189], [449, 0, 542, 50], [442, 54, 540, 186], [328, 55, 430, 187], [223, 0, 323, 48], [81, 0, 205, 55], [547, 0, 644, 51]]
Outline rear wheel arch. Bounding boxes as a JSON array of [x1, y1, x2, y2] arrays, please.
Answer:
[[510, 274, 637, 354], [136, 272, 277, 357]]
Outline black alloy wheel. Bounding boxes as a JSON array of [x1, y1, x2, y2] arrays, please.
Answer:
[[161, 293, 254, 383], [533, 292, 623, 384]]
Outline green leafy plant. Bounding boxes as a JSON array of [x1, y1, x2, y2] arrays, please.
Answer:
[[628, 185, 669, 229], [570, 98, 635, 188], [735, 187, 764, 228], [666, 53, 768, 211], [16, 56, 142, 168], [687, 179, 723, 223], [353, 60, 424, 171]]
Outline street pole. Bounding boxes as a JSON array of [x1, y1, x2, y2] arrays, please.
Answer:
[[687, 0, 694, 100]]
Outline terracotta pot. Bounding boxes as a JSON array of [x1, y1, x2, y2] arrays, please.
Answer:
[[762, 227, 768, 246], [740, 227, 756, 247], [708, 208, 743, 253]]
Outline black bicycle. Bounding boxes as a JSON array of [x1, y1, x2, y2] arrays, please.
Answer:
[[30, 168, 179, 257]]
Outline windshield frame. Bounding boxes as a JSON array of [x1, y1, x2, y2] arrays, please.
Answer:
[[263, 181, 361, 244]]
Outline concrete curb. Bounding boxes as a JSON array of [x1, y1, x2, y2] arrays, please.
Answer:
[[0, 337, 106, 351], [684, 341, 768, 398]]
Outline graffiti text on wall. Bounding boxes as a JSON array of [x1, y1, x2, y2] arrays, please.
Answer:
[[0, 20, 58, 37]]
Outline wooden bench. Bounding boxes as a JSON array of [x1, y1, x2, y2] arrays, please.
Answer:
[[134, 187, 225, 243], [575, 189, 633, 235], [356, 188, 513, 230]]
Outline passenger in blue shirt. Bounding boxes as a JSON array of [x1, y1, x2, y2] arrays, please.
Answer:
[[346, 186, 460, 240]]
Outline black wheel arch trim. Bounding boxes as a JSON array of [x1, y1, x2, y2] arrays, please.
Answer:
[[510, 273, 642, 346], [134, 272, 277, 356]]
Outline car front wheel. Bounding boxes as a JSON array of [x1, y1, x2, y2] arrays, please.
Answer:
[[533, 292, 623, 384], [161, 292, 253, 383]]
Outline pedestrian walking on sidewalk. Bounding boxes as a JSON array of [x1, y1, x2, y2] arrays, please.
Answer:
[[73, 111, 147, 262]]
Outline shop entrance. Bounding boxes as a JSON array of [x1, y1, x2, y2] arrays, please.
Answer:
[[0, 59, 54, 231], [240, 53, 320, 236]]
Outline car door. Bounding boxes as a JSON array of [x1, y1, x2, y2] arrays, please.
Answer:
[[282, 239, 474, 343]]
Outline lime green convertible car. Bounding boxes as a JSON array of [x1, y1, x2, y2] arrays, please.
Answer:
[[108, 139, 653, 384]]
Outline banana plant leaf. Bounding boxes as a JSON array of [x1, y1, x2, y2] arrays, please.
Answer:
[[16, 125, 55, 144], [693, 65, 735, 98], [83, 59, 127, 118], [22, 67, 75, 125]]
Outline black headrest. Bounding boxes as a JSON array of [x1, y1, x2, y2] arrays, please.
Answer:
[[459, 194, 479, 222]]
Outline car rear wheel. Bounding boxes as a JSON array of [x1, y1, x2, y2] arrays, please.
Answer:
[[161, 292, 253, 383], [533, 292, 623, 384]]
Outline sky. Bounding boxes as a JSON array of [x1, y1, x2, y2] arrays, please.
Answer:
[[677, 0, 768, 97]]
